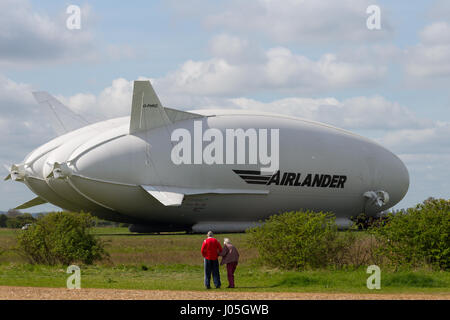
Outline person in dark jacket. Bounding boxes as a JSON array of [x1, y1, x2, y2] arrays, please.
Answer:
[[201, 231, 223, 289], [219, 238, 240, 288]]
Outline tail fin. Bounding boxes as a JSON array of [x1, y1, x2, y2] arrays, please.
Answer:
[[129, 80, 202, 134], [14, 196, 48, 210], [32, 91, 90, 136]]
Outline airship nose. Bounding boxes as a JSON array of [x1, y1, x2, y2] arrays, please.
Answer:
[[363, 145, 409, 215], [381, 152, 409, 209], [390, 156, 409, 205]]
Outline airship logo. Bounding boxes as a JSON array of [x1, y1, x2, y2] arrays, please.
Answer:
[[170, 120, 280, 172], [233, 170, 348, 189]]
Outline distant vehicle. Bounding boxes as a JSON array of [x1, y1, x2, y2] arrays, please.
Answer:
[[21, 223, 32, 230], [5, 80, 409, 233]]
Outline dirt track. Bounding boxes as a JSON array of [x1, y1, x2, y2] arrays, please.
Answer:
[[0, 286, 449, 300]]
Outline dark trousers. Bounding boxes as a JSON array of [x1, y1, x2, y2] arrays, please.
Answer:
[[226, 262, 238, 288], [204, 258, 221, 288]]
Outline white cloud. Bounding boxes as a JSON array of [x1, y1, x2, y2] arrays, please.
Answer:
[[266, 49, 385, 90], [224, 95, 432, 130], [397, 152, 450, 206], [0, 1, 138, 66], [203, 0, 392, 44], [159, 58, 248, 96], [399, 153, 450, 166], [58, 78, 134, 119], [0, 0, 96, 65], [406, 22, 450, 78], [0, 76, 54, 161], [209, 34, 261, 64], [337, 44, 403, 65], [157, 45, 386, 96], [60, 76, 235, 118], [2, 73, 431, 141], [419, 22, 450, 45], [378, 123, 450, 154], [58, 78, 429, 132]]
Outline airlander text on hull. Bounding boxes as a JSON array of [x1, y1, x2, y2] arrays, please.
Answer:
[[233, 170, 347, 188]]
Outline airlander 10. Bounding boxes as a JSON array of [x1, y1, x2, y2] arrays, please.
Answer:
[[5, 80, 409, 232]]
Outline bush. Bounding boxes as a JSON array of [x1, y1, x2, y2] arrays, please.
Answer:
[[16, 211, 109, 265], [350, 213, 391, 230], [5, 213, 36, 229], [246, 210, 354, 270], [369, 198, 450, 270], [0, 214, 7, 228]]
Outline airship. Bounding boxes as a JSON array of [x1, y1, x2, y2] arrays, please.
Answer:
[[5, 80, 409, 232]]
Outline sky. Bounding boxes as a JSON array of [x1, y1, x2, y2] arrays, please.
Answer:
[[0, 0, 449, 212]]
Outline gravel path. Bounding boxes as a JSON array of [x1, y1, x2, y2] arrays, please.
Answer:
[[0, 286, 449, 300]]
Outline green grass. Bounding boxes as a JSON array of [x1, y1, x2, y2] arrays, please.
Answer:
[[0, 263, 448, 293], [0, 227, 449, 293]]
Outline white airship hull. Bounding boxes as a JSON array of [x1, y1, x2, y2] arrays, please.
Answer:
[[8, 81, 409, 232]]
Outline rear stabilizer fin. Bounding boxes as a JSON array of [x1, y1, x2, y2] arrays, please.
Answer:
[[129, 80, 202, 134], [32, 91, 90, 136], [14, 196, 48, 210]]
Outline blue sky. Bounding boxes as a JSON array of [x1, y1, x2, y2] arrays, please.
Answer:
[[0, 0, 449, 212]]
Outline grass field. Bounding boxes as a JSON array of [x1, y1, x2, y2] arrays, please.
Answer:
[[0, 227, 449, 293]]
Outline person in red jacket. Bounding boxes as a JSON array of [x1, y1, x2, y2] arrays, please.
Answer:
[[201, 231, 222, 289]]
